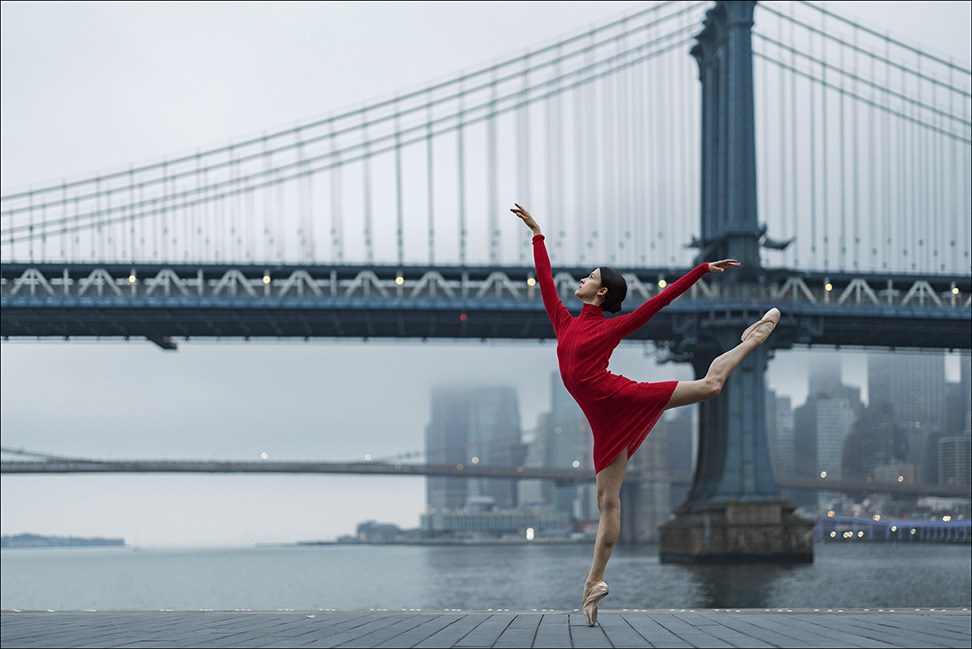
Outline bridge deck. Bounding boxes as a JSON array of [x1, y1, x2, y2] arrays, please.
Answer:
[[2, 609, 969, 648]]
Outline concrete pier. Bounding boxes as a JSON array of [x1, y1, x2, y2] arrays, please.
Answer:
[[2, 608, 969, 648]]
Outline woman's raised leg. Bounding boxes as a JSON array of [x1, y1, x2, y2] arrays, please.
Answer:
[[664, 308, 780, 410], [582, 449, 628, 623]]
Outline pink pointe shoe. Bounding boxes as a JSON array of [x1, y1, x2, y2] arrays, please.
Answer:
[[583, 581, 609, 627], [741, 307, 781, 344]]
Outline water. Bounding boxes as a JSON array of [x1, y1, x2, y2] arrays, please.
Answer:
[[1, 542, 969, 611]]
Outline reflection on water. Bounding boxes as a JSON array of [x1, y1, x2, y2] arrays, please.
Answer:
[[685, 563, 804, 609], [1, 542, 968, 611]]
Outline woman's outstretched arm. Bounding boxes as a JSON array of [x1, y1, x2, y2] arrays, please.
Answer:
[[511, 203, 571, 335], [609, 259, 739, 339]]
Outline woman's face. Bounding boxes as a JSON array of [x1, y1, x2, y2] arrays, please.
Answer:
[[575, 268, 607, 303]]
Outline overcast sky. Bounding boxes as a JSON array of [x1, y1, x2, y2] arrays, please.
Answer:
[[1, 1, 969, 547]]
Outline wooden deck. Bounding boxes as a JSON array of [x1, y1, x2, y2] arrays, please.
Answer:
[[2, 608, 969, 648]]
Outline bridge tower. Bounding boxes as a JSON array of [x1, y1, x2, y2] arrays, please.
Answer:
[[658, 0, 813, 563]]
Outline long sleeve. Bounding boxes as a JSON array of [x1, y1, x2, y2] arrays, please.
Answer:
[[608, 263, 710, 339], [533, 234, 572, 336]]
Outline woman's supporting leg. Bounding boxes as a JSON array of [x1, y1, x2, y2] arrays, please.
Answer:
[[583, 449, 628, 603], [664, 308, 780, 410]]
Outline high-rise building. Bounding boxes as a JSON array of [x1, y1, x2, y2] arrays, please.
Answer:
[[793, 357, 863, 509], [938, 435, 972, 487], [519, 372, 593, 521], [425, 385, 526, 512], [665, 407, 695, 510], [767, 389, 795, 478], [868, 351, 946, 483]]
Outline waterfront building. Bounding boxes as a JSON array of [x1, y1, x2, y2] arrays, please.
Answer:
[[425, 385, 526, 512], [420, 507, 571, 540]]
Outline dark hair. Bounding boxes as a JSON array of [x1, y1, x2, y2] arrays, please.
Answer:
[[598, 267, 627, 314]]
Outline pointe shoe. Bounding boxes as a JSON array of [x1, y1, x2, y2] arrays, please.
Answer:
[[741, 307, 781, 344], [583, 581, 609, 627]]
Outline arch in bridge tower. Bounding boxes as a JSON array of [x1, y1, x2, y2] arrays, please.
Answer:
[[658, 0, 813, 563]]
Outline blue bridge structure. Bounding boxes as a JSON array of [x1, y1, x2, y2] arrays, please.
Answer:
[[2, 1, 970, 562]]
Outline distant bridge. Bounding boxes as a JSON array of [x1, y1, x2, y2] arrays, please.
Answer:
[[2, 454, 967, 500]]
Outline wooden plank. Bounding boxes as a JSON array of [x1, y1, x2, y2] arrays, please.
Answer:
[[370, 614, 466, 649], [597, 614, 652, 647], [454, 614, 516, 648], [701, 614, 820, 648], [567, 614, 612, 648], [649, 614, 736, 648], [532, 613, 572, 648], [621, 614, 694, 648], [334, 614, 437, 648], [493, 614, 542, 648], [412, 614, 492, 649], [672, 614, 774, 648]]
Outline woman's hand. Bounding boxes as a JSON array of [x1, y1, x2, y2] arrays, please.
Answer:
[[707, 259, 740, 273], [511, 203, 542, 237]]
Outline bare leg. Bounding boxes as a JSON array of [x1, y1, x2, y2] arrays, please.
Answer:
[[665, 308, 780, 410], [583, 449, 628, 604]]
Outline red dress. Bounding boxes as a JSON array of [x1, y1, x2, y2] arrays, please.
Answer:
[[533, 234, 710, 473]]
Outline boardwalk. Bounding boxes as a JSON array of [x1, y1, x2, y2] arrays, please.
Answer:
[[2, 608, 969, 648]]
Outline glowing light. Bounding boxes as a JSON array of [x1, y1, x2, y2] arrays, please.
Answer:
[[526, 527, 535, 541], [897, 475, 904, 483], [891, 526, 897, 532], [829, 531, 837, 538], [657, 279, 668, 288], [459, 313, 468, 322], [820, 471, 828, 479], [952, 287, 960, 295], [262, 274, 271, 284], [910, 528, 916, 535], [872, 515, 881, 521], [471, 456, 479, 464], [858, 531, 864, 538], [527, 277, 537, 287], [572, 460, 581, 468], [128, 274, 137, 283], [261, 452, 268, 460], [395, 276, 404, 286], [824, 282, 833, 291], [943, 515, 952, 522], [364, 454, 372, 461], [827, 510, 836, 517]]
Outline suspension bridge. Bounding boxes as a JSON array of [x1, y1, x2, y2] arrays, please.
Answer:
[[2, 1, 970, 561]]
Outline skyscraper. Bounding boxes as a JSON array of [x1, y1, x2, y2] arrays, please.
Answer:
[[868, 351, 946, 483], [519, 372, 593, 521], [425, 385, 525, 512], [793, 357, 863, 508]]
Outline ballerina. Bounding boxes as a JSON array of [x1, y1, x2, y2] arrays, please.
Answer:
[[511, 203, 779, 626]]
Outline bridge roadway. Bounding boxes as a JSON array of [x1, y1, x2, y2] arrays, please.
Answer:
[[1, 263, 969, 350], [2, 458, 968, 500]]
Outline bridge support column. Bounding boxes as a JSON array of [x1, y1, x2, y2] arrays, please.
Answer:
[[659, 329, 813, 562]]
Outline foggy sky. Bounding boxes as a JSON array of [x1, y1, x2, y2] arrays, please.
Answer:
[[1, 1, 969, 547]]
